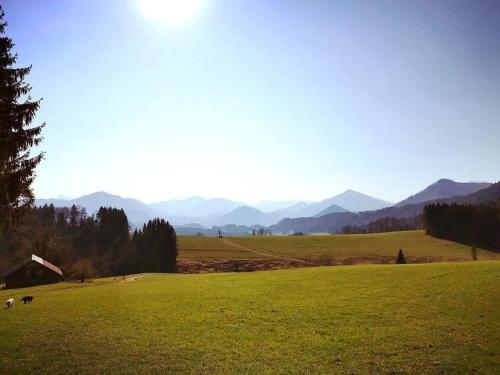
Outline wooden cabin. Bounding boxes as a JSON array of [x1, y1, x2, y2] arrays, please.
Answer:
[[0, 254, 63, 289]]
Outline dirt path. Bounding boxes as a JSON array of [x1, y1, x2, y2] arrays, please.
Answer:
[[221, 238, 316, 265]]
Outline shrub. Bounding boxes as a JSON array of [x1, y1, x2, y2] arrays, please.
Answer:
[[70, 259, 97, 282]]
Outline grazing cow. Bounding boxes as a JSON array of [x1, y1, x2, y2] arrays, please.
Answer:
[[21, 296, 34, 304], [5, 298, 14, 309]]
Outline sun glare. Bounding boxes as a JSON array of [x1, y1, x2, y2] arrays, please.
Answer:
[[137, 0, 205, 27]]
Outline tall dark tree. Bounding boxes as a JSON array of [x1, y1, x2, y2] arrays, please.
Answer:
[[69, 205, 79, 228], [0, 8, 44, 232], [96, 207, 129, 251]]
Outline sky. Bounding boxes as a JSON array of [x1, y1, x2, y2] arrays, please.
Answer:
[[3, 0, 500, 204]]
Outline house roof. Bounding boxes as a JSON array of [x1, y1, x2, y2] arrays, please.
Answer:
[[0, 254, 63, 279]]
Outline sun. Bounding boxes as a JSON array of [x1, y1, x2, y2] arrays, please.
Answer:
[[137, 0, 205, 27]]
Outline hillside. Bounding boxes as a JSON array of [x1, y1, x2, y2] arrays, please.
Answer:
[[1, 262, 499, 374], [395, 179, 491, 207], [178, 231, 500, 265], [314, 204, 349, 217]]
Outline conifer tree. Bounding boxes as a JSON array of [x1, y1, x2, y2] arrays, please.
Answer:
[[69, 205, 79, 228], [0, 7, 44, 232], [396, 249, 406, 264]]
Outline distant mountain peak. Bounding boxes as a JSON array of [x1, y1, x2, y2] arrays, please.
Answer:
[[343, 189, 357, 194], [325, 190, 392, 212], [395, 179, 492, 207], [83, 191, 120, 199]]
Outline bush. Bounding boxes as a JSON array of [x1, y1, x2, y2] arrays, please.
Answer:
[[70, 259, 96, 282]]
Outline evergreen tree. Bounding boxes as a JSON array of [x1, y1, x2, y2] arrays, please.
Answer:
[[69, 205, 79, 228], [96, 207, 129, 251], [40, 204, 56, 228], [0, 8, 45, 232], [55, 209, 68, 234], [135, 218, 177, 273], [396, 249, 406, 264]]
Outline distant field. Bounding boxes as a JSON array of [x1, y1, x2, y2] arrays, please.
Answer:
[[178, 231, 500, 267], [178, 235, 263, 260], [1, 262, 499, 374]]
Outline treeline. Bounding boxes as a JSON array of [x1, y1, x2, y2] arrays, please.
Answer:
[[0, 204, 177, 277], [341, 216, 422, 234], [424, 201, 500, 251]]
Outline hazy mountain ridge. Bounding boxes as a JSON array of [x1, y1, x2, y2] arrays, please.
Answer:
[[35, 192, 162, 225], [282, 190, 392, 218], [149, 196, 205, 216], [36, 182, 489, 229], [271, 180, 500, 234], [213, 206, 275, 226], [34, 189, 392, 227], [395, 179, 491, 207], [150, 197, 245, 217], [254, 200, 303, 213]]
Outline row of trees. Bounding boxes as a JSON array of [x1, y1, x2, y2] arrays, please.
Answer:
[[341, 216, 422, 234], [424, 201, 500, 251], [0, 204, 178, 278]]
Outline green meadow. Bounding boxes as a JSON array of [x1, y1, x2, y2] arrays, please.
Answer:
[[178, 234, 263, 260], [1, 261, 499, 374], [178, 230, 500, 263]]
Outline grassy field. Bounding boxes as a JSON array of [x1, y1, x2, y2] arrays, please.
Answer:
[[178, 235, 263, 260], [1, 261, 499, 374], [178, 230, 500, 264]]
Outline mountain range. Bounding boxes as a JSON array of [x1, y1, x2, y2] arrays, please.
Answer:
[[288, 190, 392, 217], [271, 180, 498, 234], [150, 197, 244, 218], [36, 192, 161, 225], [35, 179, 493, 230]]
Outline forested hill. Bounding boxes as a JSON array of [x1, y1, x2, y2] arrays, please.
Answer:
[[271, 182, 500, 233]]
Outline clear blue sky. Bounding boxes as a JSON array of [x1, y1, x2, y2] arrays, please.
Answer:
[[3, 0, 500, 203]]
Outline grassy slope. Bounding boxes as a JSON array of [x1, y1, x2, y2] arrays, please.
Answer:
[[1, 261, 499, 374], [178, 235, 262, 260], [178, 231, 499, 262]]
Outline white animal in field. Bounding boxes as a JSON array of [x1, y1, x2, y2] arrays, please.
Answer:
[[5, 298, 14, 309]]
